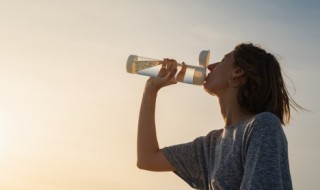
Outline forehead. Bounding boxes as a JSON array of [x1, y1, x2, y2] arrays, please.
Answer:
[[223, 51, 236, 67], [225, 51, 235, 58]]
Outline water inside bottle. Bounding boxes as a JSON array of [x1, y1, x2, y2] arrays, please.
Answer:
[[134, 60, 195, 84], [126, 52, 209, 85]]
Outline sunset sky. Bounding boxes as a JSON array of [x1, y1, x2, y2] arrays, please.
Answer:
[[0, 0, 320, 189]]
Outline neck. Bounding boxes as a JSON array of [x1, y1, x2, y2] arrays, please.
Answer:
[[218, 91, 254, 127]]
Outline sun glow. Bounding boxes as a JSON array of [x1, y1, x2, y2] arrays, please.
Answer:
[[0, 108, 12, 158]]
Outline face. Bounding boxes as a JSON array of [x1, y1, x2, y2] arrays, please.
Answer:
[[203, 51, 236, 96]]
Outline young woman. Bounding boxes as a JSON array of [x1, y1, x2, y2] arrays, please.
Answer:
[[136, 43, 300, 190]]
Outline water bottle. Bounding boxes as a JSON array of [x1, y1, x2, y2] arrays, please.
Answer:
[[126, 50, 210, 85]]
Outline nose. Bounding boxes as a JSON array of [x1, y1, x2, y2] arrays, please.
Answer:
[[207, 63, 218, 72]]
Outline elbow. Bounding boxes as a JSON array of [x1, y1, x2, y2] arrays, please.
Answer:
[[136, 160, 144, 170], [136, 158, 150, 170], [137, 154, 157, 170], [137, 151, 157, 170], [137, 153, 175, 172], [136, 150, 163, 171]]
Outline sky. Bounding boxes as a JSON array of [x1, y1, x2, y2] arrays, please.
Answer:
[[0, 0, 319, 189]]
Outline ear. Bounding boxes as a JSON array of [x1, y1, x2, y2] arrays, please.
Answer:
[[232, 67, 245, 78]]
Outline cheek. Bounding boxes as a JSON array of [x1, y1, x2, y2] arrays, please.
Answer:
[[204, 72, 230, 92]]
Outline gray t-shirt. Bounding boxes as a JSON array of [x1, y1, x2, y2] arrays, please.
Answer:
[[162, 112, 292, 190]]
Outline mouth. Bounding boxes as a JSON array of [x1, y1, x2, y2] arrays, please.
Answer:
[[204, 72, 211, 84], [205, 73, 210, 80], [204, 76, 208, 84]]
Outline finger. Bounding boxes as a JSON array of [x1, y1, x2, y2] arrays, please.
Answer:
[[167, 59, 175, 71], [176, 62, 187, 82], [161, 59, 175, 76], [161, 60, 167, 69], [169, 62, 178, 78], [158, 60, 168, 77], [160, 61, 176, 82], [166, 59, 178, 76]]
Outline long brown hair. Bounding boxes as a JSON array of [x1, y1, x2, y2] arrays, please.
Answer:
[[233, 43, 303, 125]]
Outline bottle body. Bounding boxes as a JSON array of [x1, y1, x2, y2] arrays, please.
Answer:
[[126, 51, 210, 86]]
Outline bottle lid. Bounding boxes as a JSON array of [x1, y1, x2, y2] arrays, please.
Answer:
[[126, 55, 138, 73], [199, 50, 210, 68]]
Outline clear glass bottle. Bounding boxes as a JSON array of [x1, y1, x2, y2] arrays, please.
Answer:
[[126, 50, 210, 85]]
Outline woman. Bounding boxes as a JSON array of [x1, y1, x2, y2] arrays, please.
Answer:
[[136, 43, 300, 190]]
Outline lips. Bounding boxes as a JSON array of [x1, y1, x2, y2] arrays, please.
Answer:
[[204, 71, 213, 83], [204, 75, 209, 83]]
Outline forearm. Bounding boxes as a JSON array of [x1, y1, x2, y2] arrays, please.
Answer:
[[136, 60, 178, 170], [137, 87, 160, 166]]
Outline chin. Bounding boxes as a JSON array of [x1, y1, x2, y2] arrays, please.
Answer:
[[203, 84, 217, 96]]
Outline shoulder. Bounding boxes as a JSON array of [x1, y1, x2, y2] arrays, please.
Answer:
[[245, 112, 284, 138], [207, 129, 224, 138], [243, 112, 288, 152], [254, 112, 281, 124], [251, 112, 282, 130], [194, 129, 224, 145], [205, 129, 224, 142]]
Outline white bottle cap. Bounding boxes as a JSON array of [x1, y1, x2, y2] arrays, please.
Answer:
[[199, 50, 210, 68]]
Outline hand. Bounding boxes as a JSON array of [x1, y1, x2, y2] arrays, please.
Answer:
[[145, 59, 184, 92], [176, 62, 187, 83]]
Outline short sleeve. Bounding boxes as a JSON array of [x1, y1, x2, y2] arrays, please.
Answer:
[[162, 130, 222, 189], [240, 113, 293, 190], [162, 137, 205, 189]]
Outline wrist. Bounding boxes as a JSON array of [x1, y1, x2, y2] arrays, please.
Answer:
[[144, 84, 159, 96], [144, 79, 161, 95]]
